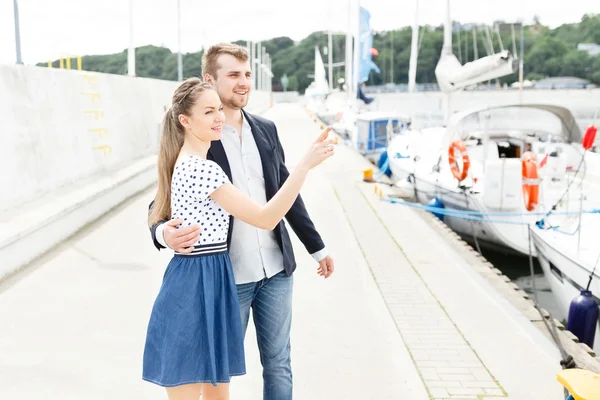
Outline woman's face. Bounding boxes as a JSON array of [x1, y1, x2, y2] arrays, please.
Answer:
[[180, 89, 225, 142]]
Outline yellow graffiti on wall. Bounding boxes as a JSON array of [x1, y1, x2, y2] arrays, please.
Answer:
[[82, 74, 111, 157], [84, 109, 104, 120], [81, 91, 101, 103]]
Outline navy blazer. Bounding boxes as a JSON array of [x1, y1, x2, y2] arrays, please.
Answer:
[[149, 109, 325, 276]]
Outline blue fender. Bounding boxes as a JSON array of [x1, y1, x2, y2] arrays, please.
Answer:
[[378, 150, 392, 177]]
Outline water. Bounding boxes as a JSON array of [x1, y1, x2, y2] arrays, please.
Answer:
[[477, 248, 565, 322]]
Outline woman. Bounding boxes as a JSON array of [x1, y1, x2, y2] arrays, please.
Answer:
[[143, 77, 335, 400]]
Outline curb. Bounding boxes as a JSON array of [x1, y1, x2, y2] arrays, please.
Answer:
[[308, 106, 600, 372], [0, 156, 158, 282], [418, 207, 600, 373]]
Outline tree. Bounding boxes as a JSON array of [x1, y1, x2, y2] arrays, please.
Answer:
[[525, 36, 569, 76], [560, 50, 592, 77], [526, 72, 546, 81], [135, 46, 173, 78], [287, 75, 298, 92], [35, 14, 600, 92]]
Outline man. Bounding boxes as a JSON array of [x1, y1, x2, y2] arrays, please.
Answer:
[[148, 43, 334, 400]]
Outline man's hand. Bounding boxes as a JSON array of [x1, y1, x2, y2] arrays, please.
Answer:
[[164, 219, 201, 253], [317, 255, 335, 278]]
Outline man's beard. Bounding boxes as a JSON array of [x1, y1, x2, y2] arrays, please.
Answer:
[[222, 94, 248, 110]]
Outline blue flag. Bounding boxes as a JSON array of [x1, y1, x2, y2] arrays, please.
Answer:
[[358, 7, 380, 83]]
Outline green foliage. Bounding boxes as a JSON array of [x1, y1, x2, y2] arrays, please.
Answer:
[[286, 75, 299, 91], [37, 14, 600, 91], [526, 72, 546, 81]]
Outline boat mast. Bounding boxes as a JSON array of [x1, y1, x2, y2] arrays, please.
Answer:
[[443, 0, 452, 123], [345, 0, 353, 103], [408, 0, 419, 93]]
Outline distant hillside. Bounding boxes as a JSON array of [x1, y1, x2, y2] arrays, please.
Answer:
[[38, 14, 600, 93]]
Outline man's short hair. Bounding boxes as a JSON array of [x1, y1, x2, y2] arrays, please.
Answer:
[[202, 43, 249, 79]]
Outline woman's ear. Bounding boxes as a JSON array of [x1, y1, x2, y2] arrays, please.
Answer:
[[178, 114, 189, 128]]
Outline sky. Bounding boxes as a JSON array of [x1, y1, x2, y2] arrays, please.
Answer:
[[0, 0, 598, 65]]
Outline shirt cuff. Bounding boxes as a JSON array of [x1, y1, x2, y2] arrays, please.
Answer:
[[155, 223, 169, 249], [311, 247, 329, 263]]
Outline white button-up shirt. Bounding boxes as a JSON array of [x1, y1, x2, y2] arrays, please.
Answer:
[[219, 115, 284, 284], [157, 112, 327, 284]]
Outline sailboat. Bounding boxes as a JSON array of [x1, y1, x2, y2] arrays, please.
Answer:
[[384, 0, 593, 256], [305, 46, 331, 114], [529, 124, 600, 352], [327, 3, 410, 163], [531, 212, 600, 352], [387, 104, 588, 255]]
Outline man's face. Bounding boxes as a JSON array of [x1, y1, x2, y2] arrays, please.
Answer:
[[206, 54, 252, 110]]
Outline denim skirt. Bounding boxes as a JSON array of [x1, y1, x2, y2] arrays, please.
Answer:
[[142, 251, 246, 387]]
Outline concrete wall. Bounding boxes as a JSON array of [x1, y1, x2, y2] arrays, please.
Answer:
[[0, 65, 271, 213], [367, 89, 600, 131], [0, 65, 271, 280]]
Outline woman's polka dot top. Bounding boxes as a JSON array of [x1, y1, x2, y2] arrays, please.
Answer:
[[170, 156, 230, 254]]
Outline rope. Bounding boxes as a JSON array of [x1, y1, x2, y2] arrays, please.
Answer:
[[380, 198, 600, 227], [371, 151, 593, 395], [372, 176, 599, 218], [527, 225, 576, 399], [542, 150, 588, 220], [550, 225, 580, 236], [464, 192, 483, 256], [383, 192, 580, 375], [373, 157, 389, 181], [372, 171, 586, 385]]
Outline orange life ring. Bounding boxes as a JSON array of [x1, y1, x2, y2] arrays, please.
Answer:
[[448, 140, 470, 181], [522, 151, 539, 211]]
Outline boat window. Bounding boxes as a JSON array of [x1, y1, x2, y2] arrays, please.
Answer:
[[549, 262, 564, 283], [496, 141, 522, 159]]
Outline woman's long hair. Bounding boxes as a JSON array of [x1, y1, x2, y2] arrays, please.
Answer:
[[148, 78, 213, 226]]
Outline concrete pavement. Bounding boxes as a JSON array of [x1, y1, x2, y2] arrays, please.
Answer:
[[0, 103, 566, 399]]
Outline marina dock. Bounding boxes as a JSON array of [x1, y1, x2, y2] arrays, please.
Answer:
[[2, 103, 598, 399]]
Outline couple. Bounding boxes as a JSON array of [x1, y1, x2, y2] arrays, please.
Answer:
[[143, 43, 336, 400]]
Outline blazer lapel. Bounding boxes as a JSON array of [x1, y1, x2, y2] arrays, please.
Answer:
[[243, 110, 276, 195], [207, 140, 232, 181]]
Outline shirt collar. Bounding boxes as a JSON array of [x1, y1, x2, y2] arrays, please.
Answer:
[[223, 110, 251, 134]]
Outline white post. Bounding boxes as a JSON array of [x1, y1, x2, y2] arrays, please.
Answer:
[[268, 55, 272, 92], [390, 30, 394, 84], [128, 0, 135, 76], [442, 0, 452, 57], [246, 40, 251, 74], [257, 42, 262, 91], [472, 27, 478, 60], [352, 1, 360, 100], [13, 0, 23, 65], [251, 42, 256, 88], [177, 0, 182, 81], [246, 40, 251, 87], [328, 30, 333, 91], [345, 0, 353, 100], [442, 0, 452, 123], [408, 0, 419, 92], [264, 53, 268, 92], [262, 46, 266, 91], [519, 23, 524, 104], [265, 53, 268, 92]]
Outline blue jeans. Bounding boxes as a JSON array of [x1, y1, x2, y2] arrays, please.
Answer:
[[236, 271, 293, 400]]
